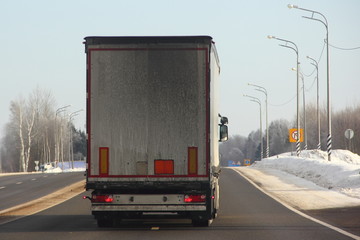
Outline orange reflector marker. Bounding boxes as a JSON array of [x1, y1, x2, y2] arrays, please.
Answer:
[[154, 160, 174, 175], [99, 147, 109, 176], [188, 147, 198, 175]]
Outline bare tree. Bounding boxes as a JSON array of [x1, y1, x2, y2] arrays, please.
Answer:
[[219, 135, 247, 166], [5, 88, 56, 172], [9, 97, 27, 171], [33, 87, 56, 166], [245, 130, 262, 161], [1, 87, 89, 173], [1, 121, 20, 172], [268, 119, 291, 156], [16, 95, 36, 172], [332, 105, 360, 153]]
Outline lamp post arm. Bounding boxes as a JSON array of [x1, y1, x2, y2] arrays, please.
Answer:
[[288, 4, 328, 26], [70, 109, 84, 119], [244, 94, 261, 104], [297, 8, 328, 27], [310, 62, 318, 70], [302, 16, 328, 30], [248, 83, 267, 95], [250, 99, 261, 105], [307, 55, 316, 63], [279, 44, 298, 55], [268, 35, 298, 53], [255, 88, 267, 97], [268, 35, 299, 54], [307, 56, 318, 67], [56, 105, 71, 116]]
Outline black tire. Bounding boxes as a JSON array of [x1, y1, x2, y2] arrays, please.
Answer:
[[213, 209, 218, 219], [192, 219, 211, 227]]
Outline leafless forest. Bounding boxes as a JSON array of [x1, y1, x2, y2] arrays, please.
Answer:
[[0, 87, 86, 172], [220, 102, 360, 166], [1, 87, 359, 171]]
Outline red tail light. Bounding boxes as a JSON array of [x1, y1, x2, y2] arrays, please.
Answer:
[[91, 194, 113, 203], [184, 194, 206, 203]]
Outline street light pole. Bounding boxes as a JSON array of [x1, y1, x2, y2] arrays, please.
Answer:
[[288, 3, 331, 161], [55, 105, 71, 167], [292, 68, 308, 150], [248, 83, 269, 158], [300, 72, 308, 150], [307, 56, 321, 150], [69, 109, 84, 169], [268, 35, 301, 156], [244, 94, 263, 160]]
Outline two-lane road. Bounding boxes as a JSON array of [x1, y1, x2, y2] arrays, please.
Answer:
[[0, 168, 358, 240], [0, 172, 85, 211]]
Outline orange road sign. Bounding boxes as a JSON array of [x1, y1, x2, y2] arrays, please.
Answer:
[[289, 128, 304, 143]]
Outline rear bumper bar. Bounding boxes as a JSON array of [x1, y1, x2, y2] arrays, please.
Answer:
[[92, 205, 206, 212]]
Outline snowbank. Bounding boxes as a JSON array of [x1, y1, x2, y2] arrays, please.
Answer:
[[233, 149, 360, 210], [250, 150, 360, 199]]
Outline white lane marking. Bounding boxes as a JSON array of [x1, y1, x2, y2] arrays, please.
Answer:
[[0, 186, 5, 190], [16, 182, 22, 185], [31, 178, 36, 181]]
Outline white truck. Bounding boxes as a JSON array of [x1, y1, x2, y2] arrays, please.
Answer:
[[83, 36, 228, 227]]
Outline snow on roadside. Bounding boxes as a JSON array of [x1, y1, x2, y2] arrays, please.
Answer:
[[250, 149, 360, 199], [43, 161, 86, 173], [0, 161, 86, 176]]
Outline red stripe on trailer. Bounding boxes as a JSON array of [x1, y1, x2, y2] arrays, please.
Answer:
[[87, 47, 210, 178]]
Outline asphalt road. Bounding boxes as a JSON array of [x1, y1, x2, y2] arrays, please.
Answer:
[[0, 168, 357, 240], [0, 172, 85, 211]]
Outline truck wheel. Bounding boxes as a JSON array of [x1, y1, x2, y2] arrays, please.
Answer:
[[97, 218, 113, 228], [213, 209, 218, 219], [192, 219, 212, 227]]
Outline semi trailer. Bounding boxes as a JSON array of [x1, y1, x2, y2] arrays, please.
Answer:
[[83, 36, 228, 227]]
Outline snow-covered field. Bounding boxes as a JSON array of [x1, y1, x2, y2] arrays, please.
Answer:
[[234, 149, 360, 210]]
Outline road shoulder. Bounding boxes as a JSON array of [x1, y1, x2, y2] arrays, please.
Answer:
[[233, 167, 360, 210], [232, 167, 360, 239], [0, 180, 85, 225]]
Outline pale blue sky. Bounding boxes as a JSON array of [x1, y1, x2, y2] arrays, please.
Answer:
[[1, 0, 359, 137]]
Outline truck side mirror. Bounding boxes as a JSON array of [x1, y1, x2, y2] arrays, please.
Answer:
[[218, 114, 229, 142], [219, 125, 228, 142], [220, 116, 228, 125]]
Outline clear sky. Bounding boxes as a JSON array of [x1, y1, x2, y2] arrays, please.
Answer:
[[1, 0, 359, 137]]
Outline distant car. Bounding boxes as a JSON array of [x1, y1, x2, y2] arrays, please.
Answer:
[[39, 163, 54, 172]]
